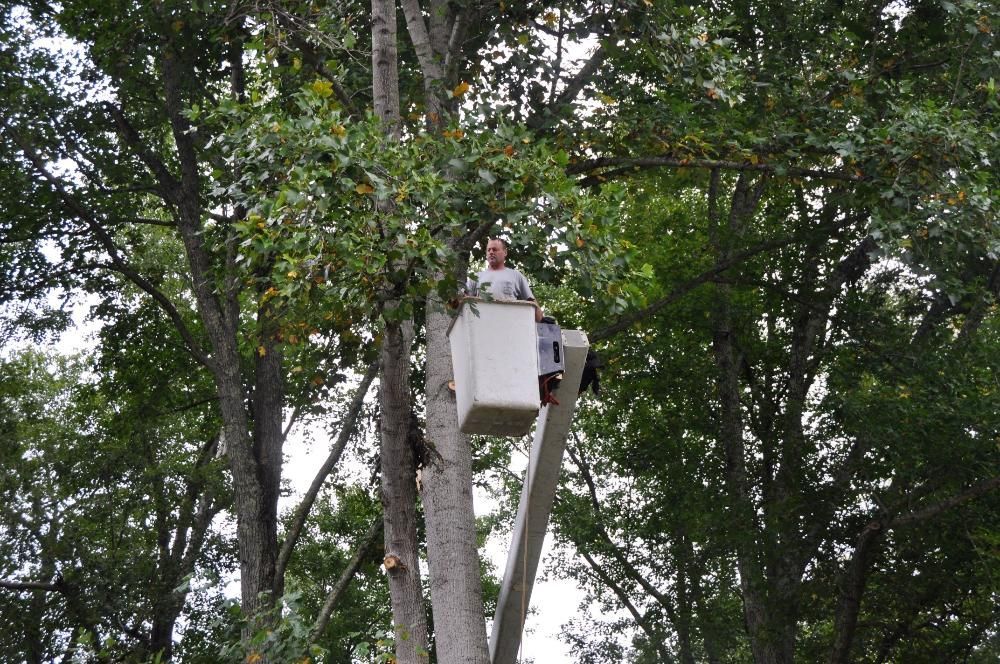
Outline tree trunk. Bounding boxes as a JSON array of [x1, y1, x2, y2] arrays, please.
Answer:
[[379, 319, 429, 662], [421, 290, 491, 664], [709, 172, 793, 664], [158, 31, 285, 627], [828, 521, 883, 664], [371, 0, 430, 661]]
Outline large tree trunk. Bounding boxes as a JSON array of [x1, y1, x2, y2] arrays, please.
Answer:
[[159, 32, 283, 626], [708, 172, 795, 664], [371, 0, 430, 661], [378, 320, 429, 662], [421, 289, 491, 664], [395, 2, 492, 658]]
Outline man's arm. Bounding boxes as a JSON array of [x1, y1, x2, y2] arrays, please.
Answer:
[[515, 271, 543, 322]]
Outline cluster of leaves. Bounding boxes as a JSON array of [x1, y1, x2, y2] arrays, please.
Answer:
[[0, 347, 232, 663], [202, 82, 645, 323]]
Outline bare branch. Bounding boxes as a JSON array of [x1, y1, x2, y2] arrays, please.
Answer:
[[0, 578, 59, 592], [309, 517, 384, 644], [591, 234, 799, 342], [528, 46, 606, 131], [2, 121, 211, 368], [275, 362, 379, 585], [890, 475, 1000, 529], [578, 550, 671, 663], [571, 155, 863, 187]]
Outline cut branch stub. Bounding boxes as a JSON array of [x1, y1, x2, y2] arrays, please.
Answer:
[[384, 554, 406, 573]]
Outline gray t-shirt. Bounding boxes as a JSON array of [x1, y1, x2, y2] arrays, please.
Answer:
[[467, 267, 535, 302]]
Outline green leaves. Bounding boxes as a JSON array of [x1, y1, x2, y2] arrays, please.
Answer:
[[205, 83, 632, 329]]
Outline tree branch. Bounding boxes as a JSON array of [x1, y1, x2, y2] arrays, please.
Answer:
[[105, 104, 181, 205], [309, 516, 384, 644], [889, 475, 1000, 530], [275, 362, 379, 585], [400, 0, 446, 89], [2, 121, 211, 368], [578, 550, 671, 663], [528, 45, 606, 131], [591, 234, 799, 342], [0, 578, 59, 592], [571, 155, 863, 187]]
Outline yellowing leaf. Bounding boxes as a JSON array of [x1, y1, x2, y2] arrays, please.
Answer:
[[287, 270, 298, 279], [575, 236, 585, 248], [355, 183, 374, 194], [544, 11, 557, 26], [452, 81, 470, 98], [292, 57, 302, 71], [311, 79, 334, 98], [331, 124, 346, 137], [257, 346, 266, 357]]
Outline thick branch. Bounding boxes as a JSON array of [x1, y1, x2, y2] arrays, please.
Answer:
[[105, 104, 181, 204], [571, 155, 863, 187], [400, 0, 446, 89], [275, 362, 379, 585], [0, 578, 59, 592]]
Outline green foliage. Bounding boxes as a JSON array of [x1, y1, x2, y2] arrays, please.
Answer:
[[203, 82, 641, 324], [216, 592, 327, 664], [0, 348, 232, 662]]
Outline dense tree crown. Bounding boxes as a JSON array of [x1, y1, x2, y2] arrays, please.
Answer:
[[1, 0, 997, 662]]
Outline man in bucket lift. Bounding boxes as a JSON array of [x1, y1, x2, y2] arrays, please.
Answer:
[[466, 238, 564, 405], [466, 238, 544, 322]]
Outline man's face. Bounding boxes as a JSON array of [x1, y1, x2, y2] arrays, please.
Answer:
[[486, 240, 507, 269]]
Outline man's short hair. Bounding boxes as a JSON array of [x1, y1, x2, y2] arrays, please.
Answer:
[[488, 237, 509, 249]]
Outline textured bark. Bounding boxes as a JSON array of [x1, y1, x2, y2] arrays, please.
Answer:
[[379, 319, 429, 662], [421, 292, 491, 664], [371, 1, 430, 661], [394, 2, 491, 658], [158, 31, 283, 626]]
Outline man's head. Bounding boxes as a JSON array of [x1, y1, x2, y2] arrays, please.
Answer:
[[485, 238, 508, 270]]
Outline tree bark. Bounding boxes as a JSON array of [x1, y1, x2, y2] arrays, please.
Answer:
[[159, 30, 282, 627], [379, 317, 429, 662], [421, 289, 491, 664], [371, 1, 430, 661]]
